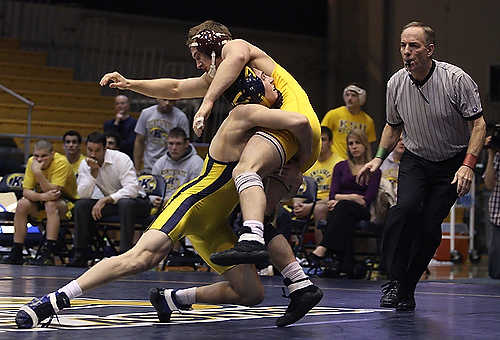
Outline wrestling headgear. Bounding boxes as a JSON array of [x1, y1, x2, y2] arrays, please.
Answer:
[[189, 29, 229, 78], [224, 66, 283, 109], [343, 85, 367, 106]]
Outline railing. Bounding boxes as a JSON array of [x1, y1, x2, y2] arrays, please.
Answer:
[[0, 83, 34, 162]]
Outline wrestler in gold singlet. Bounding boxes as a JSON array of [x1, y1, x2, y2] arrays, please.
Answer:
[[149, 63, 321, 274], [255, 63, 321, 172]]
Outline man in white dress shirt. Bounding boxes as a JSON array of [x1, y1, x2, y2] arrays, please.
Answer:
[[68, 131, 151, 267]]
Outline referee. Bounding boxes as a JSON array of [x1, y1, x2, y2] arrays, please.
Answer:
[[357, 21, 486, 311]]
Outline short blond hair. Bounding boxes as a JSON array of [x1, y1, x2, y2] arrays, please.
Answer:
[[34, 139, 53, 153]]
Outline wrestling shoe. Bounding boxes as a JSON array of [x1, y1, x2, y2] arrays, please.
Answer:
[[149, 288, 191, 323], [210, 240, 268, 266], [0, 253, 24, 265], [276, 279, 323, 327], [16, 291, 70, 328], [380, 280, 400, 308]]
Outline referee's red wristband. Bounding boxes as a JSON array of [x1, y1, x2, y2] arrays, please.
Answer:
[[462, 153, 477, 169]]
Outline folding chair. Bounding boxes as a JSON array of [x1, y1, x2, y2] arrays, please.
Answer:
[[285, 176, 318, 258], [95, 174, 167, 257], [352, 220, 384, 279], [0, 173, 39, 257]]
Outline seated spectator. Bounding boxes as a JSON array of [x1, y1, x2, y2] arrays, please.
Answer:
[[63, 130, 85, 175], [1, 140, 77, 265], [309, 129, 381, 277], [103, 95, 136, 160], [321, 84, 377, 159], [68, 132, 151, 267], [105, 130, 122, 151], [151, 127, 203, 208], [372, 137, 405, 224], [134, 99, 190, 174], [292, 126, 343, 244]]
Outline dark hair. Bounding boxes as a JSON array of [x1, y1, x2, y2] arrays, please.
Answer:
[[86, 131, 106, 147], [105, 130, 122, 148], [168, 127, 188, 140], [321, 126, 333, 141], [63, 130, 82, 144], [402, 21, 436, 46]]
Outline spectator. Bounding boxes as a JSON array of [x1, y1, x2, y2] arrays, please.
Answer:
[[309, 129, 381, 277], [293, 126, 343, 244], [483, 135, 500, 278], [151, 127, 203, 207], [1, 140, 77, 265], [321, 84, 376, 159], [105, 130, 121, 151], [63, 130, 85, 175], [68, 132, 151, 267], [103, 95, 136, 159], [134, 99, 190, 174], [358, 21, 485, 311], [372, 138, 405, 225]]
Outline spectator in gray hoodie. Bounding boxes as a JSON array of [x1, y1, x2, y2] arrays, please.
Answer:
[[151, 127, 203, 207]]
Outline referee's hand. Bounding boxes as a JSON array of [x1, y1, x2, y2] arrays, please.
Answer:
[[451, 165, 474, 197], [356, 158, 382, 186]]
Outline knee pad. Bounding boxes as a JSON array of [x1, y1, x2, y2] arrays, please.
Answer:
[[263, 216, 283, 245], [264, 223, 279, 245], [234, 172, 263, 194]]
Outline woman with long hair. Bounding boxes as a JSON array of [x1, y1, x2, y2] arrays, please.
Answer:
[[309, 129, 381, 277]]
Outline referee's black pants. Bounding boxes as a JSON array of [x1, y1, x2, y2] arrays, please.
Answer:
[[382, 149, 464, 293]]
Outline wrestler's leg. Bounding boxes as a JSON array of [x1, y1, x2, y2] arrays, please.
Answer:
[[264, 161, 324, 327], [195, 264, 264, 306], [15, 230, 172, 328], [77, 230, 172, 290]]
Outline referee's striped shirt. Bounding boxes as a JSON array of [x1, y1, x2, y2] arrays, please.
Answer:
[[386, 60, 482, 162]]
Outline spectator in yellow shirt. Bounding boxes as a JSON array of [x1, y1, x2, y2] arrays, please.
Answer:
[[63, 130, 85, 175], [1, 140, 77, 266], [293, 126, 343, 243], [321, 84, 376, 159]]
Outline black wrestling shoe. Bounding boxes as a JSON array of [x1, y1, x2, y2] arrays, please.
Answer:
[[276, 280, 323, 327], [16, 292, 70, 328], [380, 280, 400, 308], [210, 240, 268, 266], [395, 293, 416, 312], [149, 288, 191, 323], [0, 253, 24, 265]]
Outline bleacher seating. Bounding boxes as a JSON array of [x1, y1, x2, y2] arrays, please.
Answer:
[[0, 38, 135, 155]]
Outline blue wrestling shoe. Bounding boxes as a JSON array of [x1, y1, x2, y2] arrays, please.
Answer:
[[16, 291, 70, 328], [276, 280, 323, 327], [149, 288, 191, 323]]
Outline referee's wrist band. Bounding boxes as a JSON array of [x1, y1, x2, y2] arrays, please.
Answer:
[[375, 147, 388, 160], [462, 153, 477, 169]]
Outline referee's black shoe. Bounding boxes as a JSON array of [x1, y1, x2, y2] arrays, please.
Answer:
[[380, 280, 400, 308], [210, 240, 268, 266], [395, 292, 416, 312], [276, 281, 323, 327]]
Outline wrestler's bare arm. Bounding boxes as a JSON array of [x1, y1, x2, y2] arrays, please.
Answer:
[[99, 71, 211, 99], [209, 104, 311, 163]]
